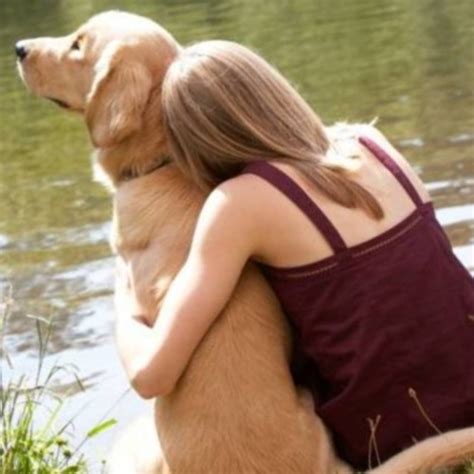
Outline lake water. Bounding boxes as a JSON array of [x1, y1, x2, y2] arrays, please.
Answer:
[[0, 0, 473, 470]]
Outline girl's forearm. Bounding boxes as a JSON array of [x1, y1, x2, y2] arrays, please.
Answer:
[[114, 258, 171, 397], [114, 299, 174, 398]]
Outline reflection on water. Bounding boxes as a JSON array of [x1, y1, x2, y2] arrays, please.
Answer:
[[0, 0, 473, 468]]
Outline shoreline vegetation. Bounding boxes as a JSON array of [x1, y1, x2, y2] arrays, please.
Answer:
[[0, 286, 116, 474]]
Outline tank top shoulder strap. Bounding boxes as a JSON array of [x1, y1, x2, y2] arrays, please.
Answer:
[[242, 161, 347, 253], [358, 136, 424, 208]]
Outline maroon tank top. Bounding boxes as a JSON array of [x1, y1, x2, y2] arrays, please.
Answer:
[[242, 136, 474, 470]]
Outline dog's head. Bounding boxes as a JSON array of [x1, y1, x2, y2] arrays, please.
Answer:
[[16, 11, 180, 150]]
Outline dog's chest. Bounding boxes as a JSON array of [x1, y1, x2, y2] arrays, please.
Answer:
[[109, 184, 200, 324]]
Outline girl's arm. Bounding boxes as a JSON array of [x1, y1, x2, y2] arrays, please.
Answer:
[[115, 178, 260, 398]]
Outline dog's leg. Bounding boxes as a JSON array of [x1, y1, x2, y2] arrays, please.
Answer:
[[107, 415, 165, 474], [296, 387, 353, 474], [369, 427, 474, 474]]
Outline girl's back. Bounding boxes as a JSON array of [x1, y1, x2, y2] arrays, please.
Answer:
[[240, 124, 474, 469], [244, 124, 431, 269]]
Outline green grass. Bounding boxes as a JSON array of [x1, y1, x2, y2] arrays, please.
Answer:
[[0, 286, 116, 474]]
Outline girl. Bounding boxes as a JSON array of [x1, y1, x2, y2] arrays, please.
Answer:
[[116, 40, 474, 469]]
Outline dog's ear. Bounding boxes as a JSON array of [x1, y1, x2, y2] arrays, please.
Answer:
[[86, 42, 153, 148]]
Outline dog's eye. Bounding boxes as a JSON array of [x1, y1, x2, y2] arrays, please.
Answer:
[[71, 37, 82, 51]]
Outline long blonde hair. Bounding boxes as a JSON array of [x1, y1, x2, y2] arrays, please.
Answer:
[[162, 40, 383, 219]]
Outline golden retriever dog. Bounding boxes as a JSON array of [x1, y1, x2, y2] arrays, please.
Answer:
[[17, 11, 474, 474]]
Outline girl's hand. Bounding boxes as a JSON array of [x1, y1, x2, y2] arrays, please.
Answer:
[[114, 257, 150, 326]]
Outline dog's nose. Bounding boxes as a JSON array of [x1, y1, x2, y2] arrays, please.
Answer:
[[15, 42, 28, 61]]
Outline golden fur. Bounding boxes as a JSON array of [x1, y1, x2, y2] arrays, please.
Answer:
[[17, 10, 474, 473]]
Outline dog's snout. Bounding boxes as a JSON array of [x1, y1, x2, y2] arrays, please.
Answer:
[[15, 42, 28, 61]]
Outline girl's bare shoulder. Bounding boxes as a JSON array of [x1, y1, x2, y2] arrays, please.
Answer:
[[217, 170, 279, 205], [329, 122, 432, 203], [215, 171, 289, 231], [360, 124, 431, 202]]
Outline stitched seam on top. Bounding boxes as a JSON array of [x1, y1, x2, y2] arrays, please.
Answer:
[[353, 215, 423, 257], [280, 214, 424, 279], [280, 261, 339, 278]]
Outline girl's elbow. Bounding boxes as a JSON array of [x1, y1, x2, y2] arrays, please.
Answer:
[[130, 368, 175, 399]]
